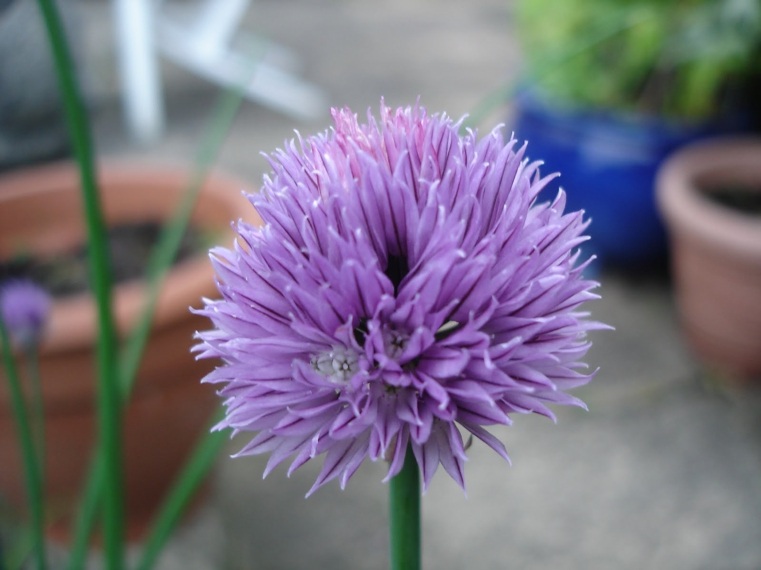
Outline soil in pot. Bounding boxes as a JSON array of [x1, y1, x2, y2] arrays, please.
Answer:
[[700, 185, 761, 216], [0, 221, 211, 295]]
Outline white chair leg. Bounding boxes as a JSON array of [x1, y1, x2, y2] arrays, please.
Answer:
[[190, 0, 249, 60], [157, 0, 328, 121], [112, 0, 164, 143], [113, 0, 328, 142]]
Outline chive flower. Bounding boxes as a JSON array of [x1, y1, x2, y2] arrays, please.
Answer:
[[195, 102, 604, 495], [0, 280, 51, 349]]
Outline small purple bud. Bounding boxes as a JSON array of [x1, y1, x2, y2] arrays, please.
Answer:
[[0, 280, 51, 349]]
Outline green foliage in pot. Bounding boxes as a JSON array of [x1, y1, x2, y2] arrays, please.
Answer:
[[515, 0, 761, 121]]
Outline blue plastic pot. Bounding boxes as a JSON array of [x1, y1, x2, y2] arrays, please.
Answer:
[[511, 92, 745, 266]]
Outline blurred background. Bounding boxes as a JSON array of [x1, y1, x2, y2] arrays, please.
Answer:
[[1, 0, 761, 568]]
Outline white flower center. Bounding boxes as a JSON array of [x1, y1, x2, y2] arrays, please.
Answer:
[[312, 348, 359, 384]]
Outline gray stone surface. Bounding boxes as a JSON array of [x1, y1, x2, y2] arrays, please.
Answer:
[[0, 0, 88, 169], [51, 0, 761, 568]]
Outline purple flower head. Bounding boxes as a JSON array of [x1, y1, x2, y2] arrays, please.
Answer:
[[0, 279, 51, 349], [195, 101, 605, 495]]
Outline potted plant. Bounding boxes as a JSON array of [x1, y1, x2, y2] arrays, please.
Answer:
[[656, 136, 761, 385], [0, 161, 255, 539], [0, 1, 266, 567], [510, 0, 761, 266]]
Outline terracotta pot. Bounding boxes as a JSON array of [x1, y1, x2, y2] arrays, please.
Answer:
[[656, 137, 761, 384], [0, 161, 256, 539]]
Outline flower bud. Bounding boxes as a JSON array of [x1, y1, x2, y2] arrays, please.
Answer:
[[0, 280, 51, 349]]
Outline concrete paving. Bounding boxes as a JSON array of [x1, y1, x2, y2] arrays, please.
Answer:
[[68, 0, 761, 567]]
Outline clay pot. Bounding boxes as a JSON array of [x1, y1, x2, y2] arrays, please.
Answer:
[[0, 161, 256, 539], [656, 137, 761, 384]]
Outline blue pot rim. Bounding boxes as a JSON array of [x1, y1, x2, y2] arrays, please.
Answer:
[[513, 88, 746, 148]]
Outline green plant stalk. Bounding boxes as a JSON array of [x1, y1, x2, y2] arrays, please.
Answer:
[[389, 445, 421, 570], [118, 78, 250, 393], [6, 528, 34, 570], [24, 347, 45, 477], [0, 321, 47, 570], [129, 80, 250, 570], [35, 1, 124, 568], [65, 453, 104, 570], [135, 418, 229, 570], [66, 52, 255, 570]]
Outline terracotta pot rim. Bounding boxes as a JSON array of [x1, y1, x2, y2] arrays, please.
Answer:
[[0, 159, 255, 354], [656, 136, 761, 259]]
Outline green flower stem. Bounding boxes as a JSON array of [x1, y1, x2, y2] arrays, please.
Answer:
[[65, 454, 104, 570], [24, 347, 46, 478], [118, 76, 249, 395], [67, 55, 253, 570], [35, 0, 124, 568], [389, 445, 421, 570], [7, 529, 34, 570], [0, 321, 47, 570], [130, 80, 249, 570]]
